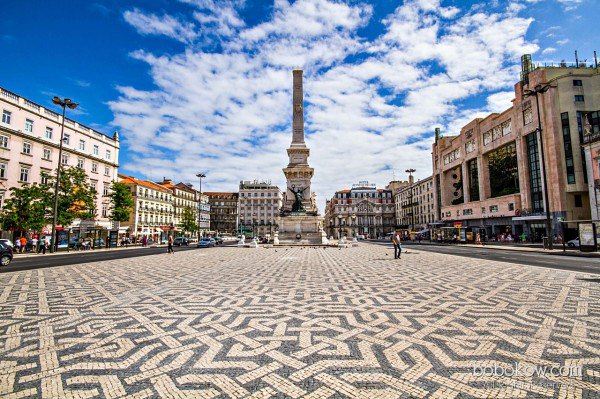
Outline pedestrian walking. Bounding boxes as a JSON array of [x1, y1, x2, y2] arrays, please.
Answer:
[[167, 235, 174, 254], [392, 231, 402, 259], [15, 238, 21, 254], [31, 236, 38, 253], [19, 236, 27, 253], [40, 237, 49, 254]]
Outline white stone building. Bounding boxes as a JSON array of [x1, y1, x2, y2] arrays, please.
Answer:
[[238, 180, 282, 238]]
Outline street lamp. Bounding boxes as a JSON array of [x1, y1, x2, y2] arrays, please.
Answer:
[[337, 214, 343, 239], [351, 213, 357, 237], [50, 97, 78, 253], [196, 173, 206, 241], [406, 168, 416, 231], [524, 83, 553, 249]]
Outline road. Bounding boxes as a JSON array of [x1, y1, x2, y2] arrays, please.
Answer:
[[1, 245, 204, 273], [391, 242, 600, 275]]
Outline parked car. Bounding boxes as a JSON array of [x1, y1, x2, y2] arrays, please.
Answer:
[[0, 239, 14, 248], [0, 242, 13, 266], [173, 237, 189, 246], [197, 238, 215, 248]]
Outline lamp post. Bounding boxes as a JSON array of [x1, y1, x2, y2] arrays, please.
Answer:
[[337, 215, 343, 239], [406, 168, 416, 232], [196, 173, 206, 241], [524, 84, 553, 249], [351, 213, 357, 237], [50, 97, 78, 253]]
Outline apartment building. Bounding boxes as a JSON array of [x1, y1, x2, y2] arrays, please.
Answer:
[[324, 181, 395, 239], [119, 174, 174, 242], [205, 192, 239, 235], [395, 175, 435, 231], [432, 55, 599, 241], [238, 180, 282, 238], [0, 86, 119, 233]]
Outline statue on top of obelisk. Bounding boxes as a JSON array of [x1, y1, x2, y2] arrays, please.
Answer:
[[282, 69, 317, 215]]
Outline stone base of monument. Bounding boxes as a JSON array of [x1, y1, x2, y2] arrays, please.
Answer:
[[274, 214, 329, 246]]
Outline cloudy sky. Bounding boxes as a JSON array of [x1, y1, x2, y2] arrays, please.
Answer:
[[1, 0, 598, 211]]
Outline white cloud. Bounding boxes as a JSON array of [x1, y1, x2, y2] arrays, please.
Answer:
[[542, 46, 557, 54], [113, 0, 537, 211], [123, 8, 198, 43]]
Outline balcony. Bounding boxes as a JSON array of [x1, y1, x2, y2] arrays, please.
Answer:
[[441, 194, 521, 221]]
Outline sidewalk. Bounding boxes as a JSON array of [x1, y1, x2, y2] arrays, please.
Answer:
[[401, 241, 600, 258], [12, 244, 165, 259]]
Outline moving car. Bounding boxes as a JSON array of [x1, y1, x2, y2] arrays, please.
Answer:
[[173, 237, 190, 246], [197, 238, 215, 248], [0, 242, 13, 266]]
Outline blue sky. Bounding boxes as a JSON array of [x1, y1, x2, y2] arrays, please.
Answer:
[[1, 0, 598, 210]]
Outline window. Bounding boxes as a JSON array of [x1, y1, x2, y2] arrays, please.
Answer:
[[561, 113, 575, 184], [0, 135, 9, 148], [43, 148, 52, 160], [79, 139, 86, 151], [488, 141, 519, 198], [77, 158, 84, 169], [22, 142, 31, 154], [104, 166, 110, 176], [573, 79, 583, 87], [103, 183, 109, 196], [467, 159, 480, 202], [574, 194, 582, 208], [91, 162, 98, 173], [19, 167, 30, 182], [45, 127, 53, 139], [465, 140, 475, 153], [508, 203, 515, 211], [25, 119, 33, 133], [489, 205, 498, 213], [61, 153, 69, 165], [63, 133, 70, 145], [574, 95, 585, 102], [41, 171, 50, 185], [93, 145, 99, 156], [102, 204, 108, 218], [526, 132, 544, 213], [2, 110, 11, 124], [105, 149, 111, 160], [0, 163, 6, 178]]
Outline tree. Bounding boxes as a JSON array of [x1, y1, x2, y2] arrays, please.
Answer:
[[109, 181, 134, 223], [45, 167, 97, 226], [0, 183, 48, 237], [179, 206, 198, 236]]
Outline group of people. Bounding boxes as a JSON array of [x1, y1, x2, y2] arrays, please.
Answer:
[[13, 236, 50, 254]]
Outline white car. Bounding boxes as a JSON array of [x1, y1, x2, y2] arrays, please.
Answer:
[[567, 238, 579, 248], [0, 239, 14, 248]]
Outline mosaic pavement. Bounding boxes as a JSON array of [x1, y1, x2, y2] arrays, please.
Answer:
[[0, 244, 599, 398]]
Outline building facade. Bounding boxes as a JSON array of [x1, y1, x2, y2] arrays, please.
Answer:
[[205, 192, 239, 235], [395, 175, 435, 231], [432, 56, 599, 241], [238, 180, 282, 238], [197, 192, 210, 236], [324, 181, 395, 239], [582, 111, 600, 219], [0, 85, 120, 234], [119, 174, 174, 242], [157, 179, 204, 237]]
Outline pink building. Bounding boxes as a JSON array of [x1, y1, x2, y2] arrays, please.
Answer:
[[0, 86, 120, 236], [433, 56, 599, 242]]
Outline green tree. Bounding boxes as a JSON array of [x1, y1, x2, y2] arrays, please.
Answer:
[[179, 206, 198, 235], [0, 183, 48, 237], [45, 167, 97, 226], [109, 181, 134, 223]]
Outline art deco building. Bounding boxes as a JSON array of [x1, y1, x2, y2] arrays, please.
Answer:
[[205, 192, 239, 235], [432, 55, 599, 241], [238, 180, 282, 238], [0, 85, 120, 235], [119, 174, 174, 241], [324, 181, 395, 239], [395, 175, 435, 231]]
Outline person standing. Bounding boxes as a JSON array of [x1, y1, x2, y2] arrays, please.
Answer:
[[40, 237, 49, 254], [15, 237, 21, 254], [392, 231, 402, 259], [167, 235, 174, 254], [20, 236, 27, 253], [31, 236, 39, 253]]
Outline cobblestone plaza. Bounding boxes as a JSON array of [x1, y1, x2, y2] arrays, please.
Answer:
[[1, 244, 599, 398]]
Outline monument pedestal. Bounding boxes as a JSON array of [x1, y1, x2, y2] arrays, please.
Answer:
[[275, 214, 327, 245]]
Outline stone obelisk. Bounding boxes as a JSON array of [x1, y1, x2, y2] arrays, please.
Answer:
[[275, 69, 326, 245], [282, 69, 317, 214]]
